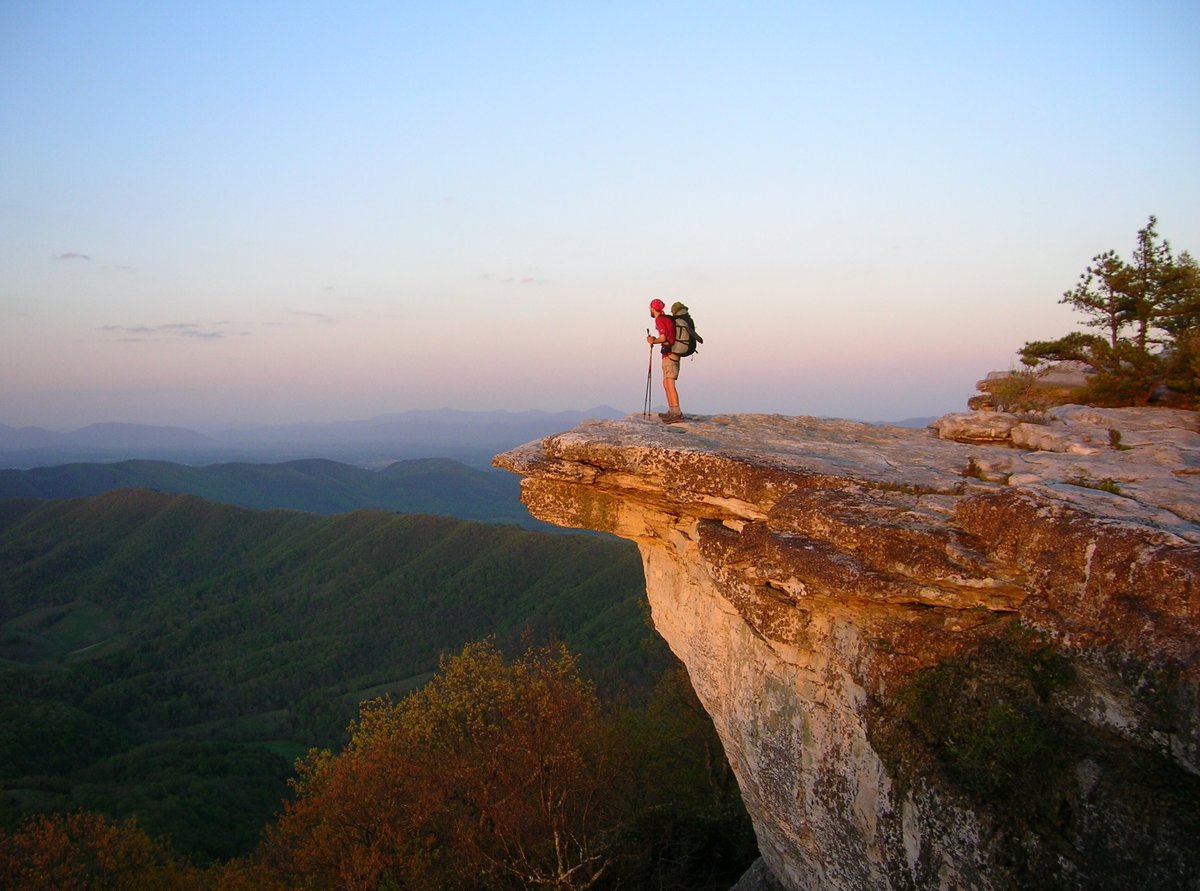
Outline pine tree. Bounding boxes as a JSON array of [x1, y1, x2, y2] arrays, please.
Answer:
[[1021, 217, 1199, 406]]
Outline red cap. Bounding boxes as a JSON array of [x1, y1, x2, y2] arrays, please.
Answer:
[[649, 299, 665, 312]]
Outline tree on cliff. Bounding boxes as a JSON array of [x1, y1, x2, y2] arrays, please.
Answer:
[[1019, 216, 1200, 405]]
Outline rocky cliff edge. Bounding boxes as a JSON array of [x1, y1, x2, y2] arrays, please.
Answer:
[[496, 406, 1200, 891]]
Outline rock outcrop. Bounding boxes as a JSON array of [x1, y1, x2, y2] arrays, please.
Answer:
[[496, 408, 1200, 890]]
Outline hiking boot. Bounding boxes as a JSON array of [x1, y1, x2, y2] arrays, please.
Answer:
[[659, 411, 685, 424]]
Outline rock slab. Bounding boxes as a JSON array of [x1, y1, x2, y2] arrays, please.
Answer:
[[496, 410, 1200, 890]]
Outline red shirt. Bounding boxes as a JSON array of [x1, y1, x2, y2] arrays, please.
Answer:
[[654, 313, 675, 355]]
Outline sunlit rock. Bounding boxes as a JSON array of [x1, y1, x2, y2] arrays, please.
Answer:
[[931, 411, 1020, 442], [497, 409, 1200, 891]]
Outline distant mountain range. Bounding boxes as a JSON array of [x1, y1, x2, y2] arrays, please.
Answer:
[[0, 407, 626, 469], [0, 456, 559, 530], [0, 422, 218, 451]]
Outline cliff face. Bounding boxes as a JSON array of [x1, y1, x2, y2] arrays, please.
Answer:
[[496, 407, 1200, 891]]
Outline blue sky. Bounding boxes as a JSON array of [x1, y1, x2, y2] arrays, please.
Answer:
[[2, 1, 1198, 428]]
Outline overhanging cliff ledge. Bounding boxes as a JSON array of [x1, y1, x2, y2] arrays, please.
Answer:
[[495, 408, 1200, 891]]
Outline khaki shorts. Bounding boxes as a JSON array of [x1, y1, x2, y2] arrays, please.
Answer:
[[662, 355, 680, 380]]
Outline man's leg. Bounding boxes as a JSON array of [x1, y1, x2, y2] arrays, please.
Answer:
[[663, 377, 679, 412], [661, 357, 681, 418]]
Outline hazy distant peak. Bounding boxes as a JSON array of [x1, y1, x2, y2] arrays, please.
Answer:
[[0, 407, 629, 469]]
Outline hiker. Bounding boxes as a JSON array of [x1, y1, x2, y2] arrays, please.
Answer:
[[647, 299, 682, 422]]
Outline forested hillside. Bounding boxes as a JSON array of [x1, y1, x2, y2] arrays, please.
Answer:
[[0, 457, 554, 529], [0, 490, 675, 863]]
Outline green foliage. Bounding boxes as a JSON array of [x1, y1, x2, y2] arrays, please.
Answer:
[[72, 741, 294, 862], [602, 667, 757, 889], [0, 490, 655, 730], [0, 697, 128, 778], [1020, 217, 1200, 406], [1060, 248, 1131, 349], [0, 489, 674, 863], [1066, 475, 1123, 496], [897, 624, 1076, 808], [1163, 327, 1200, 396], [1019, 331, 1113, 372], [873, 622, 1200, 887], [0, 653, 756, 890]]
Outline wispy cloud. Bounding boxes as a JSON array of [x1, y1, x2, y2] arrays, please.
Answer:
[[482, 271, 549, 285], [288, 309, 336, 322], [100, 310, 337, 342], [54, 252, 136, 270], [100, 322, 236, 341]]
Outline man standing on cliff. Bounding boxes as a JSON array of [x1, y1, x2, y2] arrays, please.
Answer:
[[647, 299, 683, 423]]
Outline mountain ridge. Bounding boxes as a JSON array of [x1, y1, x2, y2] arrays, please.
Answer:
[[0, 456, 555, 529]]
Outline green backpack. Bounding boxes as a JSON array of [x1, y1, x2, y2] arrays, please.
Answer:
[[670, 311, 702, 357]]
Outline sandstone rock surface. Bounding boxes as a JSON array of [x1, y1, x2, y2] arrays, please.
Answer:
[[496, 410, 1200, 891]]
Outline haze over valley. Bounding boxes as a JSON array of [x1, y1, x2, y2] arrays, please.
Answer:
[[0, 406, 625, 469]]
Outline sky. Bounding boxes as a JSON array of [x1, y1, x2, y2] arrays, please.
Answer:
[[2, 1, 1198, 430]]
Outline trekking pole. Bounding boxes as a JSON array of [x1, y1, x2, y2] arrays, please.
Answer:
[[643, 329, 654, 418]]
